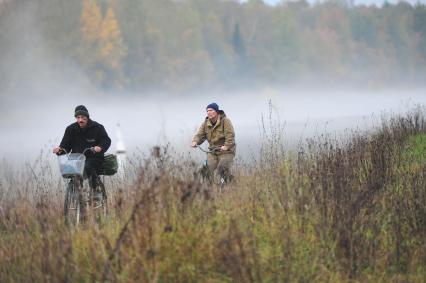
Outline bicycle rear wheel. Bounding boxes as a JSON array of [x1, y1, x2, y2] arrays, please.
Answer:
[[90, 177, 108, 223], [98, 179, 108, 219]]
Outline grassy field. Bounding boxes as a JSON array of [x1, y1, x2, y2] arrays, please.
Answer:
[[0, 108, 425, 282]]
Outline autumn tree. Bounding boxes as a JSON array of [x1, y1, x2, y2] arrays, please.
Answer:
[[98, 7, 127, 88], [80, 0, 126, 89]]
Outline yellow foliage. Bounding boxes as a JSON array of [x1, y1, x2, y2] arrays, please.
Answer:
[[99, 7, 126, 69], [80, 0, 127, 87], [80, 0, 102, 43]]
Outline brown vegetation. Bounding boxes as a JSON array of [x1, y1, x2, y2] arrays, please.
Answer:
[[0, 108, 425, 282]]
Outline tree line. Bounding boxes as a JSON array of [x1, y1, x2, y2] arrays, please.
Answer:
[[1, 0, 426, 93]]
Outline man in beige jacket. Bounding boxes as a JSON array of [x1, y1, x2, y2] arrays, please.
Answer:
[[192, 103, 236, 183]]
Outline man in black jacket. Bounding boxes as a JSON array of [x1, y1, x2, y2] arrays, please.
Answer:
[[53, 105, 111, 189]]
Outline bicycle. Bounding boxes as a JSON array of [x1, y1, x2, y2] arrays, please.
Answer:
[[57, 148, 107, 226], [197, 146, 229, 191]]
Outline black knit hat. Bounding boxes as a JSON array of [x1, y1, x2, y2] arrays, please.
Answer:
[[206, 102, 219, 113], [74, 105, 90, 118]]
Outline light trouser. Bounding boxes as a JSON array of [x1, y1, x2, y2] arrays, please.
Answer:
[[207, 153, 234, 183]]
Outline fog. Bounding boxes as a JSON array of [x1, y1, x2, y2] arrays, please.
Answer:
[[1, 1, 426, 166], [1, 88, 425, 165]]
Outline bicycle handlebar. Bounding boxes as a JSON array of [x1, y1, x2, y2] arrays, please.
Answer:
[[83, 147, 96, 155], [197, 146, 221, 154], [56, 147, 96, 156]]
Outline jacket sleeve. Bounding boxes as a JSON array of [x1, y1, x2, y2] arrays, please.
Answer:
[[98, 125, 111, 153], [59, 126, 72, 153], [192, 121, 207, 145], [223, 118, 235, 148]]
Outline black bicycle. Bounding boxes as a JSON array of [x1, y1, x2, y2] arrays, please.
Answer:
[[57, 148, 107, 226]]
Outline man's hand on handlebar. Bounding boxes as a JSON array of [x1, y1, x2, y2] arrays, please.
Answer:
[[191, 142, 197, 148], [53, 147, 65, 155], [83, 146, 102, 155]]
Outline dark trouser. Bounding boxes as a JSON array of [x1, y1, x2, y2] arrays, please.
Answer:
[[84, 158, 102, 189]]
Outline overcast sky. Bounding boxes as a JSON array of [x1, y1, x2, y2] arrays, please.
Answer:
[[246, 0, 425, 6]]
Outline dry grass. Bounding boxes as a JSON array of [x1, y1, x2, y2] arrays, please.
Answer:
[[0, 107, 425, 282]]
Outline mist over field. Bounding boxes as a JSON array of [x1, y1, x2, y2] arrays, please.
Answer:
[[1, 88, 425, 164]]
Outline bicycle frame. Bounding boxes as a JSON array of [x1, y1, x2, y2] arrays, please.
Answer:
[[197, 146, 221, 154]]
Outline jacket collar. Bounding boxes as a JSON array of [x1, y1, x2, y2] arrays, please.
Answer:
[[206, 114, 223, 129]]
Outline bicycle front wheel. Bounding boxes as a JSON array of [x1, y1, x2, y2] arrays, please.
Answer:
[[64, 178, 84, 226]]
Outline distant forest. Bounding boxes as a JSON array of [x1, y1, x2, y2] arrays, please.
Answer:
[[1, 0, 426, 93]]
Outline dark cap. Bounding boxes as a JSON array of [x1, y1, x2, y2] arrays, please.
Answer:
[[206, 102, 219, 113], [74, 105, 89, 118]]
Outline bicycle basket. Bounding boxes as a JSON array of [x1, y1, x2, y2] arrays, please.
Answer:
[[103, 154, 118, 176], [58, 153, 86, 177]]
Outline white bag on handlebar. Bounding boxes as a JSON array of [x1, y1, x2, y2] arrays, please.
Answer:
[[58, 153, 86, 177]]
